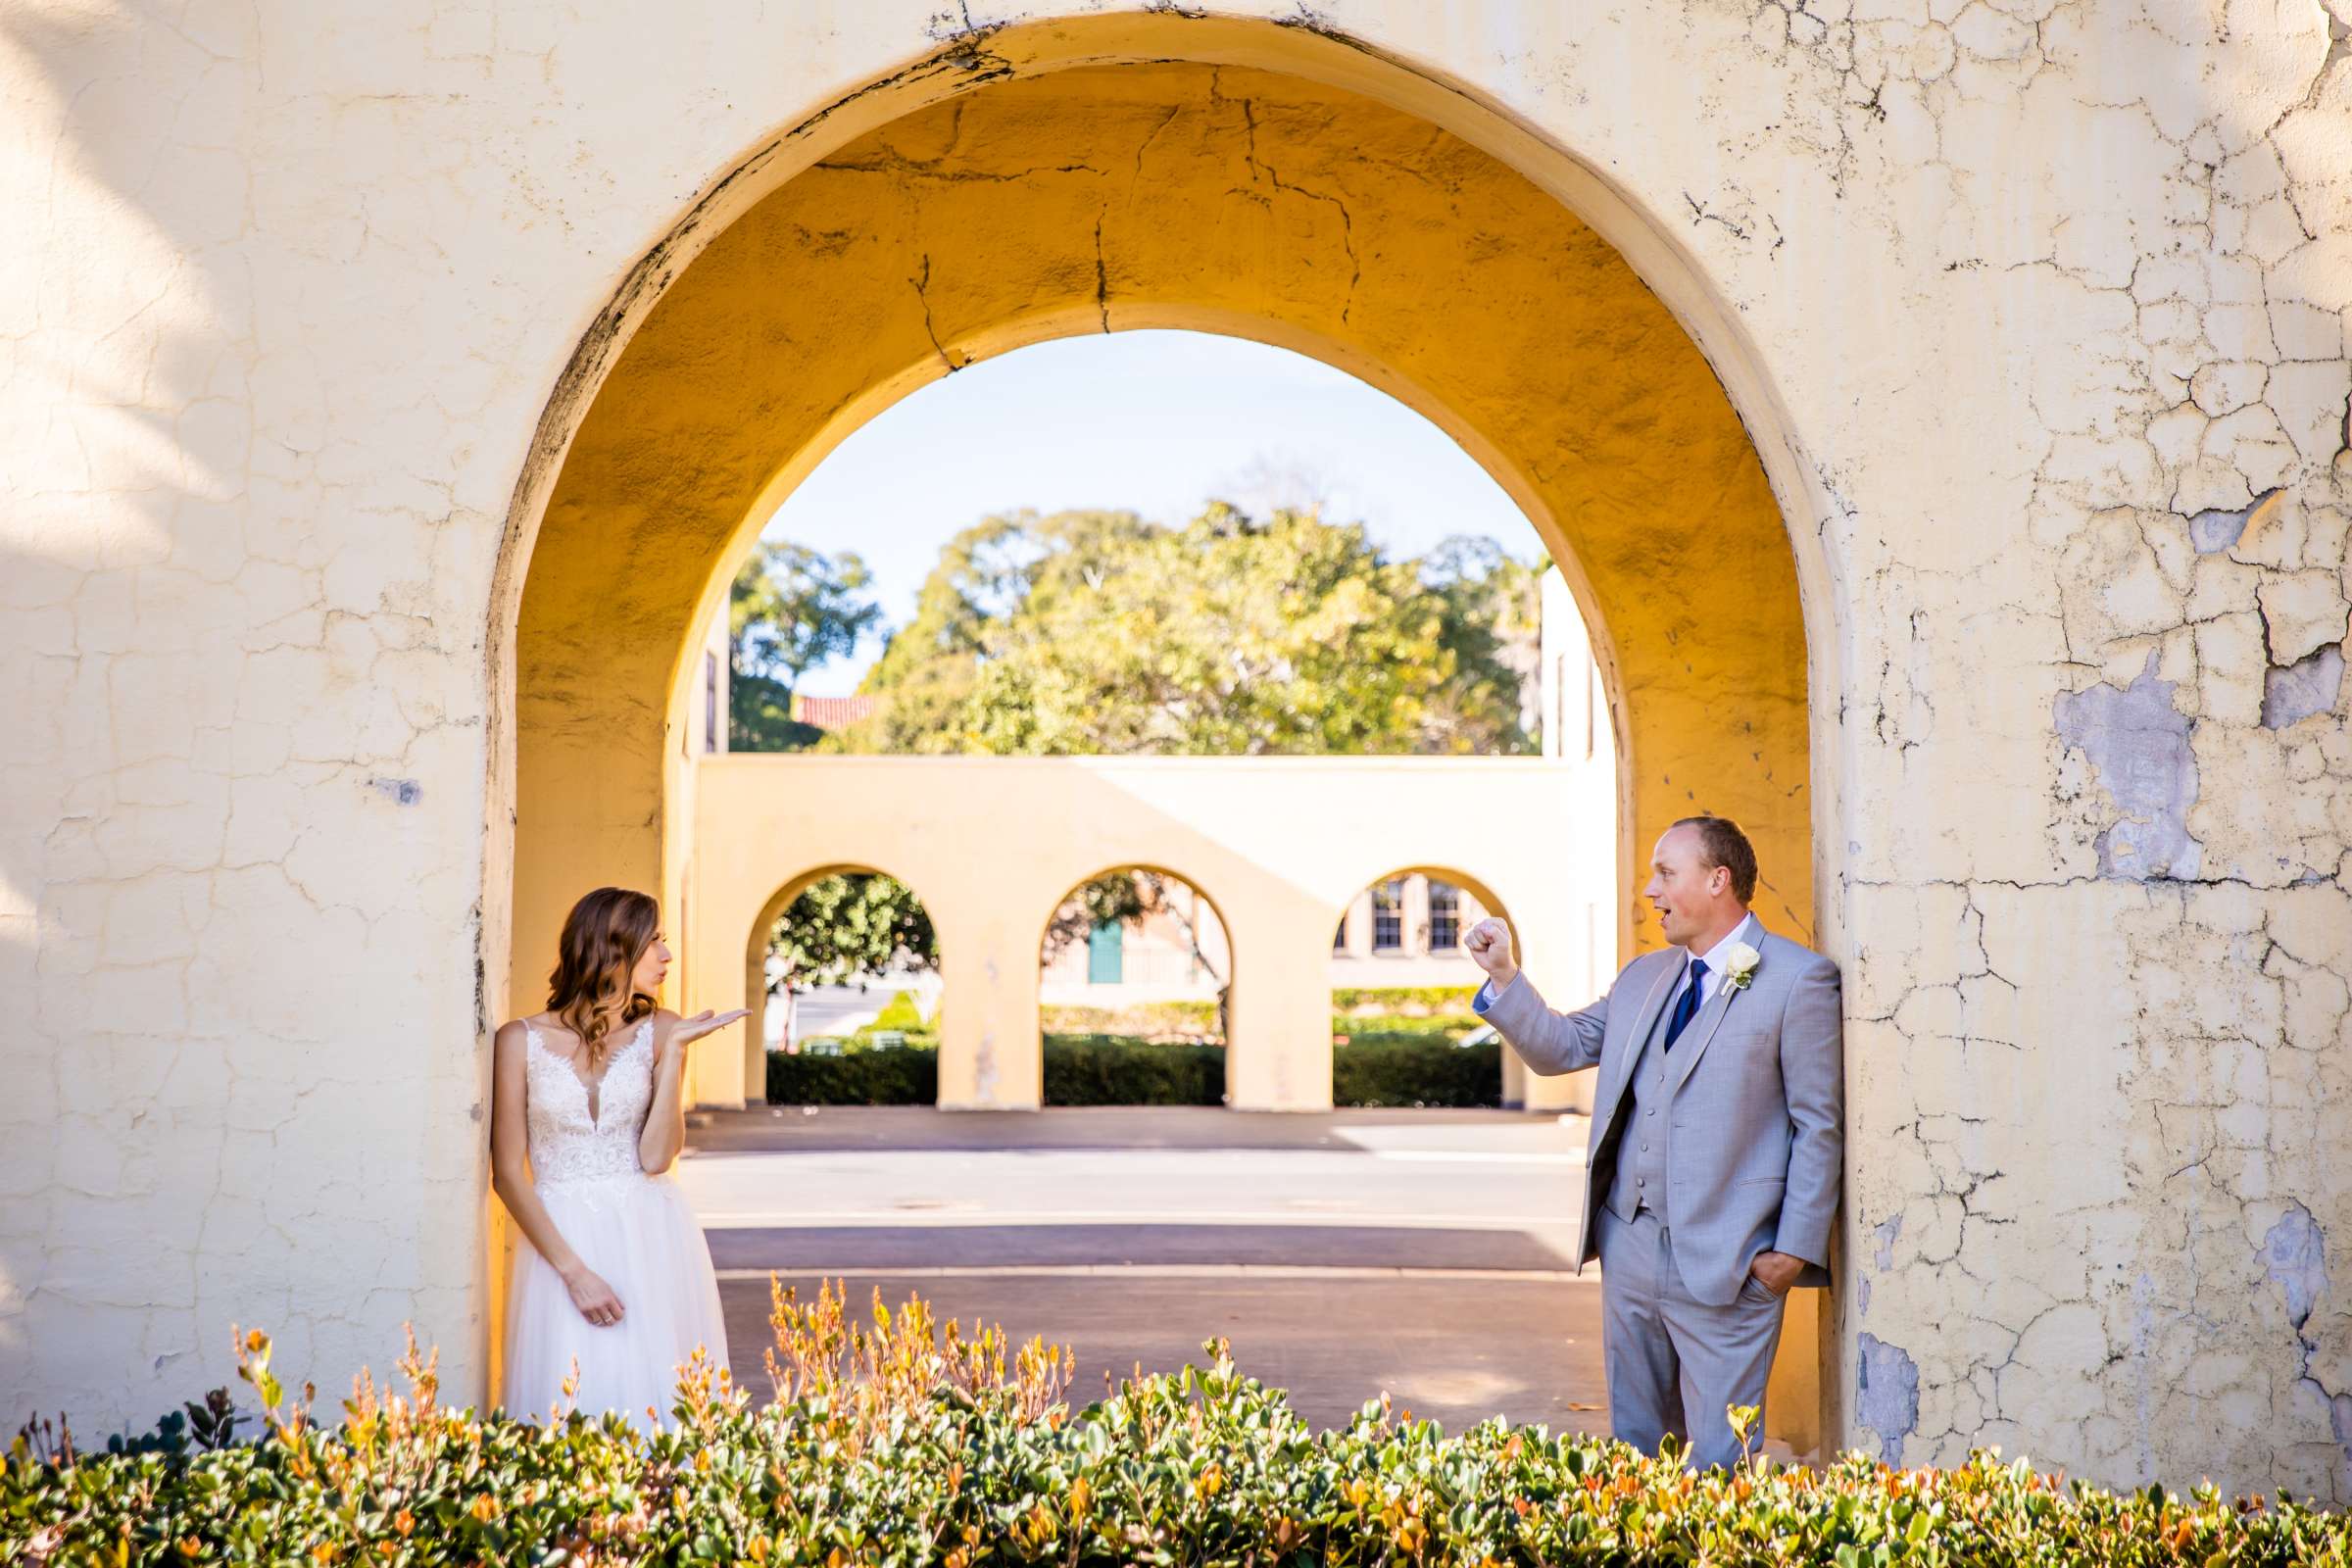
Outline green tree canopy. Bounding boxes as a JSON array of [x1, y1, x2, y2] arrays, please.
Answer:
[[766, 873, 938, 994], [728, 540, 883, 752], [830, 505, 1539, 757]]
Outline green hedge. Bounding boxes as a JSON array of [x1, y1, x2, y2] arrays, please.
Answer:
[[1332, 984, 1479, 1015], [768, 1044, 939, 1103], [1040, 1000, 1220, 1042], [769, 1037, 1224, 1106], [768, 1034, 1501, 1107], [1333, 1034, 1500, 1107], [1333, 1011, 1481, 1038], [11, 1316, 2345, 1566], [1041, 1035, 1225, 1105]]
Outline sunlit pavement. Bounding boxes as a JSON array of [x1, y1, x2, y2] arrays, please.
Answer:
[[676, 1105, 1612, 1436]]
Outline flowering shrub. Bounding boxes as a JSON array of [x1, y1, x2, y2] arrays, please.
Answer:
[[10, 1282, 2349, 1566]]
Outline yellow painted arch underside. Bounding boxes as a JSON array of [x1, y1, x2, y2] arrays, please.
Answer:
[[514, 59, 1809, 1011]]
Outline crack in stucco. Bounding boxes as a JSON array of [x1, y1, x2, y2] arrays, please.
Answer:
[[1215, 71, 1361, 323], [909, 254, 965, 373], [2263, 1204, 2352, 1479]]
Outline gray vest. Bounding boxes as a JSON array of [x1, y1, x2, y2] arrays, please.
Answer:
[[1604, 982, 1680, 1224]]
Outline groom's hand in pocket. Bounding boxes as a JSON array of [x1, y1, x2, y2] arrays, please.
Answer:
[[1464, 918, 1518, 990], [1747, 1250, 1803, 1298]]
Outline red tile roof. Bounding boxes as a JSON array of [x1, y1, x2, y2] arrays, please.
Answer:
[[791, 694, 879, 730]]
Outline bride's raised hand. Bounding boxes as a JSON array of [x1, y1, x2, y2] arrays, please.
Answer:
[[669, 1008, 750, 1049]]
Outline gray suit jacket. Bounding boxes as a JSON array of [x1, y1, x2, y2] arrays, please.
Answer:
[[1477, 926, 1842, 1305]]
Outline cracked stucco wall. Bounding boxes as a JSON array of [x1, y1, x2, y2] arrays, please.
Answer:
[[2, 0, 2347, 1497], [1793, 0, 2352, 1498]]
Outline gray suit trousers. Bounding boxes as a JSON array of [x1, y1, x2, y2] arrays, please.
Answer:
[[1596, 1205, 1786, 1469]]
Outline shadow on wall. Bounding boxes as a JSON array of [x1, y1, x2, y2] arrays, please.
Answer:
[[0, 5, 498, 1425]]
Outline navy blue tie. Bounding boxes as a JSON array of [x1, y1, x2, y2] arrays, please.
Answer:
[[1663, 957, 1709, 1051]]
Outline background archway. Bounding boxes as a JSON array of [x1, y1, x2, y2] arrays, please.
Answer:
[[1037, 864, 1235, 1106], [1331, 864, 1522, 1109], [743, 863, 939, 1099]]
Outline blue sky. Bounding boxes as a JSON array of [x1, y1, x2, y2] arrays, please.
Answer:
[[761, 330, 1544, 695]]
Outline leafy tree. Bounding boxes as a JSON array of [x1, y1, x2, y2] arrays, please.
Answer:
[[1421, 533, 1544, 747], [767, 874, 938, 994], [729, 541, 883, 752], [831, 505, 1537, 757], [764, 874, 936, 1050], [743, 510, 1538, 1034]]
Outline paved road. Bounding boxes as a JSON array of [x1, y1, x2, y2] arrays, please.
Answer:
[[675, 1105, 1612, 1434]]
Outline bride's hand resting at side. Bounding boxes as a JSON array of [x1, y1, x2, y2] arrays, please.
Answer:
[[564, 1264, 624, 1327]]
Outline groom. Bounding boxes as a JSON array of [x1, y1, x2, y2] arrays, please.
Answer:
[[1464, 815, 1841, 1468]]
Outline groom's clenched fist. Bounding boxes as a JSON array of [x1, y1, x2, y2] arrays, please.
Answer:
[[1463, 918, 1518, 991]]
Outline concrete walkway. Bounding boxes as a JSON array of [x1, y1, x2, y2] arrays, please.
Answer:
[[677, 1105, 1611, 1435]]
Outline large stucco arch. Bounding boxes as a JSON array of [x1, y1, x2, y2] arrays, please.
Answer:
[[492, 18, 1845, 1083], [496, 15, 1836, 1449]]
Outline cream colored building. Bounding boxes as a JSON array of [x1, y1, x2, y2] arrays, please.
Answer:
[[1327, 873, 1497, 992], [683, 753, 1613, 1116], [1038, 877, 1233, 1007], [4, 0, 2348, 1498]]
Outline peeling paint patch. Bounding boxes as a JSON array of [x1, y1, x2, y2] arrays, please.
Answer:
[[2054, 653, 2201, 880], [2269, 1204, 2352, 1476], [2261, 645, 2345, 730], [368, 777, 423, 806], [1857, 1333, 1921, 1466], [2265, 1201, 2328, 1331], [1860, 1215, 1901, 1317], [2185, 489, 2281, 554]]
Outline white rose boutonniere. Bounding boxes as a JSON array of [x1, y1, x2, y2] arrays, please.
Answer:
[[1721, 942, 1762, 992]]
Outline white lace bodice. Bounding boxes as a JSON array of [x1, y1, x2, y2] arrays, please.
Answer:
[[522, 1018, 655, 1188]]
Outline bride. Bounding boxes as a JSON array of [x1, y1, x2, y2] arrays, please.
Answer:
[[491, 886, 748, 1424]]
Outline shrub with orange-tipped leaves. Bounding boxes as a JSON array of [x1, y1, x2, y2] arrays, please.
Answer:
[[7, 1294, 2349, 1565]]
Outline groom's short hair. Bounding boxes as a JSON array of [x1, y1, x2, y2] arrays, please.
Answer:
[[1671, 815, 1758, 905]]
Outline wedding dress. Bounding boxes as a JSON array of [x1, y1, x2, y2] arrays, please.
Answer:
[[502, 1017, 730, 1425]]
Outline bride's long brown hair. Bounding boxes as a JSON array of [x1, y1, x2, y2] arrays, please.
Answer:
[[546, 886, 660, 1069]]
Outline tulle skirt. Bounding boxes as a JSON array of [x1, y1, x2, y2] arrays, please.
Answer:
[[503, 1172, 730, 1428]]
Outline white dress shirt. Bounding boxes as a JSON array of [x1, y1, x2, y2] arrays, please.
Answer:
[[1668, 911, 1759, 1015]]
